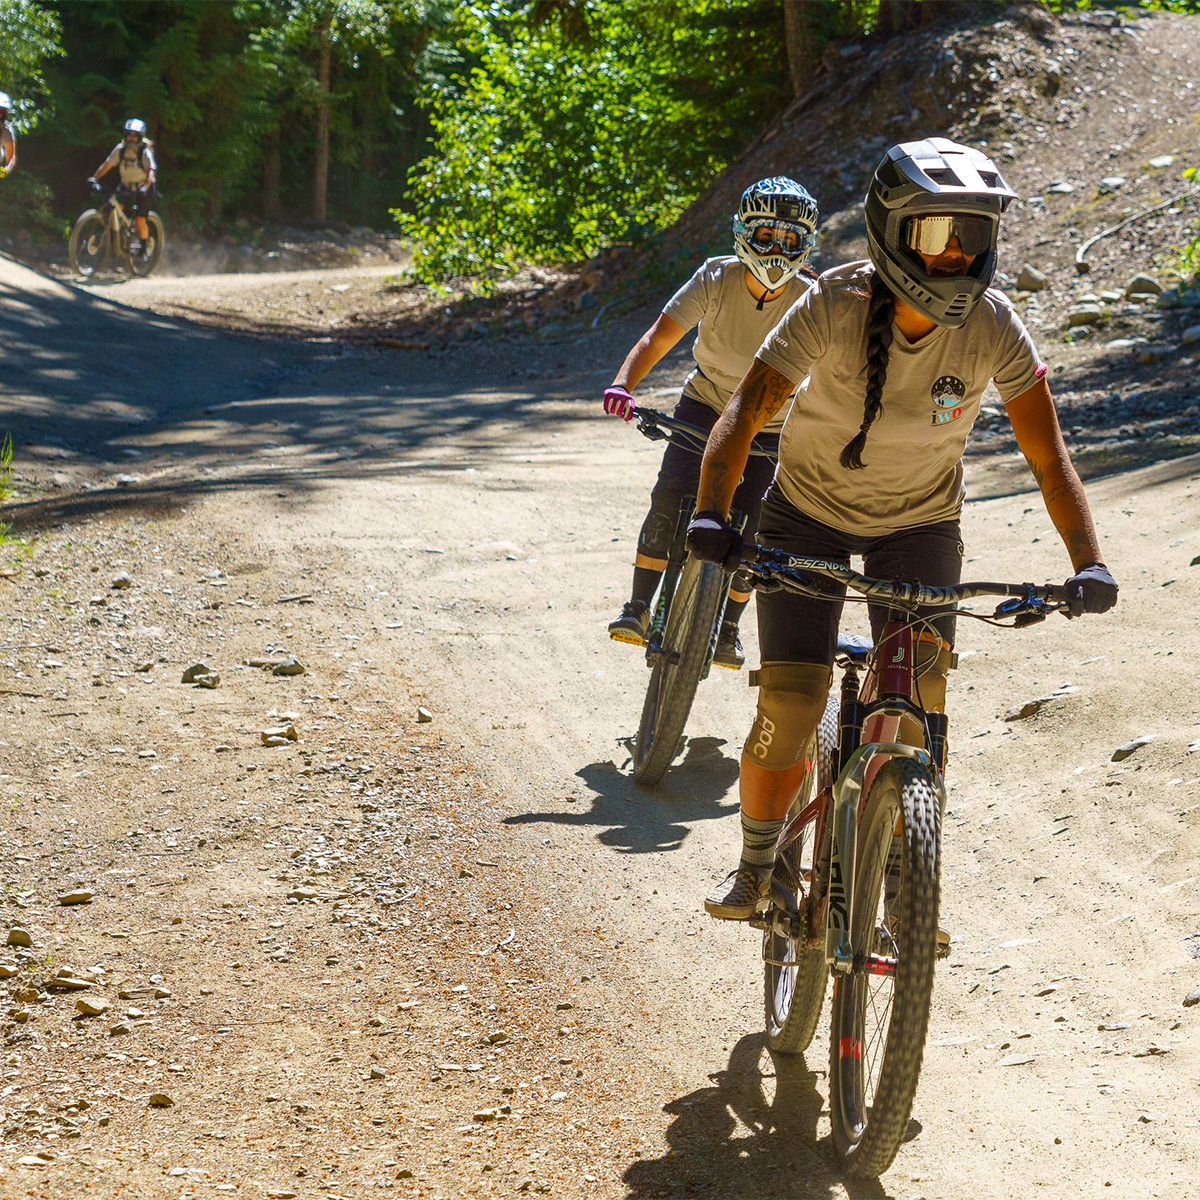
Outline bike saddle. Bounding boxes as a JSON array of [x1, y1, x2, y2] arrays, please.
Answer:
[[835, 633, 873, 666]]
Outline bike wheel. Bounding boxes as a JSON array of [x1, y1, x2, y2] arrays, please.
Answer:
[[632, 554, 726, 786], [130, 212, 164, 278], [68, 211, 108, 277], [763, 693, 838, 1054], [828, 757, 941, 1177]]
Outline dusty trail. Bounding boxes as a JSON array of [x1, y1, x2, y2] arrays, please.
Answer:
[[2, 252, 1198, 1199]]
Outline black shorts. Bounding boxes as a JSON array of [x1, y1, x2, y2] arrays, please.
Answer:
[[755, 486, 964, 665], [116, 185, 153, 217], [651, 395, 778, 535]]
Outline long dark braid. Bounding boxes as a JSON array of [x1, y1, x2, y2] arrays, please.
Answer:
[[839, 270, 895, 471]]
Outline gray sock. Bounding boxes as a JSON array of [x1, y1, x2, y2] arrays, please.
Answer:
[[739, 812, 784, 871]]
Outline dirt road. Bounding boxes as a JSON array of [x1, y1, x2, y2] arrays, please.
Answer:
[[2, 251, 1198, 1199]]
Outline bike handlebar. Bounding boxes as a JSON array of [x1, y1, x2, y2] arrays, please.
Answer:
[[632, 406, 776, 460], [742, 545, 1071, 614]]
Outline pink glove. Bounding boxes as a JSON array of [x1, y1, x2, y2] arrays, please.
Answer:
[[603, 386, 636, 421]]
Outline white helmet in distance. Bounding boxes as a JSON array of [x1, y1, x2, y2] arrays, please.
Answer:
[[0, 93, 12, 115], [124, 118, 148, 139], [732, 176, 819, 291]]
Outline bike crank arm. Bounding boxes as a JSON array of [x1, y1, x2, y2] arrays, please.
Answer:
[[825, 742, 945, 973]]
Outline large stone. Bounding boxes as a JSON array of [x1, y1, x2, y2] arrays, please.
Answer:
[[1126, 273, 1164, 296], [181, 662, 212, 683], [1067, 305, 1103, 327], [1045, 181, 1075, 195], [1112, 735, 1155, 762], [1147, 154, 1176, 169], [6, 927, 33, 948], [1017, 264, 1049, 292], [1181, 324, 1200, 346]]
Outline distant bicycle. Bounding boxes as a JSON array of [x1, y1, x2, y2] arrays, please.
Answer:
[[625, 407, 776, 785], [68, 181, 163, 278]]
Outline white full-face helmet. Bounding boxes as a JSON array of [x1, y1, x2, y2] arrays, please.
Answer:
[[732, 176, 819, 291], [124, 118, 148, 140]]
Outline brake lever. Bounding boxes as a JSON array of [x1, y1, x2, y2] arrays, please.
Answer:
[[637, 421, 668, 443]]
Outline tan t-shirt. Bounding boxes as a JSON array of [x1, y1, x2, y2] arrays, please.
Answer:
[[663, 255, 809, 433], [103, 141, 157, 188], [757, 260, 1043, 536]]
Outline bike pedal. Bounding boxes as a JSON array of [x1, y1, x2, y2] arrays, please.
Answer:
[[608, 629, 646, 647]]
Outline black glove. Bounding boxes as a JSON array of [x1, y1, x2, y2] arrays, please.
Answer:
[[1064, 562, 1117, 617], [686, 511, 743, 572]]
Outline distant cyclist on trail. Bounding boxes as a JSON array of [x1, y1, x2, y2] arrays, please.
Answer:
[[686, 138, 1118, 919], [88, 119, 157, 260], [0, 93, 16, 177], [602, 176, 820, 670]]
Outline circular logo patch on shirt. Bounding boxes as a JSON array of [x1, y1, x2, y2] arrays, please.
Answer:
[[930, 375, 967, 426], [931, 375, 967, 408]]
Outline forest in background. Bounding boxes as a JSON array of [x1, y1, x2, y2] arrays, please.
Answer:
[[0, 0, 1198, 283]]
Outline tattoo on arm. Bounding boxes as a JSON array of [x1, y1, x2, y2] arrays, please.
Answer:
[[743, 360, 794, 427], [1042, 482, 1074, 508]]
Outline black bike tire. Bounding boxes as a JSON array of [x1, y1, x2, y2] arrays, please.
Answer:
[[68, 211, 108, 277], [763, 693, 838, 1054], [632, 555, 726, 786], [828, 756, 941, 1177], [129, 212, 164, 278]]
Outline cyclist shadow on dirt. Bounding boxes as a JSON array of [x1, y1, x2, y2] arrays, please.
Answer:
[[502, 737, 740, 854], [623, 1033, 892, 1200]]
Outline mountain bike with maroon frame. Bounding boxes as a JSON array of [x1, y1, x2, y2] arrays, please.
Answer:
[[741, 547, 1070, 1176], [626, 408, 775, 786]]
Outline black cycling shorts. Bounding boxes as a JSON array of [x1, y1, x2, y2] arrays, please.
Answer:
[[651, 394, 778, 533], [755, 485, 964, 665], [116, 185, 153, 217]]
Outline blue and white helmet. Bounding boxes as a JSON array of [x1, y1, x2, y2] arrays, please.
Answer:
[[732, 176, 819, 290], [124, 118, 147, 139]]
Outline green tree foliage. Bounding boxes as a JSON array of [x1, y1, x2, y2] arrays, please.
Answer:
[[0, 0, 63, 129], [399, 0, 790, 285], [26, 0, 451, 230]]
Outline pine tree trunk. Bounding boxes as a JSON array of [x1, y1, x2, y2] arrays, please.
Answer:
[[782, 0, 821, 97], [263, 129, 282, 222], [312, 17, 331, 223]]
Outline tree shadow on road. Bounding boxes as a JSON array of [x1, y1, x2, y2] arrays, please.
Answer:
[[502, 737, 740, 854], [623, 1033, 892, 1200]]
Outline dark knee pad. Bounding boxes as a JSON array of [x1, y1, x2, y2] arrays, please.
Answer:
[[637, 488, 686, 559]]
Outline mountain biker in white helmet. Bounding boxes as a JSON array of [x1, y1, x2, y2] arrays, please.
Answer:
[[0, 93, 16, 177], [88, 119, 157, 258], [687, 137, 1117, 919], [603, 176, 820, 669]]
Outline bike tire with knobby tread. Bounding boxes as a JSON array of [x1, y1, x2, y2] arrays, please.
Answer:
[[68, 210, 108, 277], [632, 555, 725, 786], [129, 212, 165, 278], [763, 693, 839, 1054], [828, 756, 941, 1177]]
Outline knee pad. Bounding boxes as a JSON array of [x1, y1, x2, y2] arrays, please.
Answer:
[[899, 634, 954, 747], [637, 488, 685, 560], [744, 661, 833, 770]]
